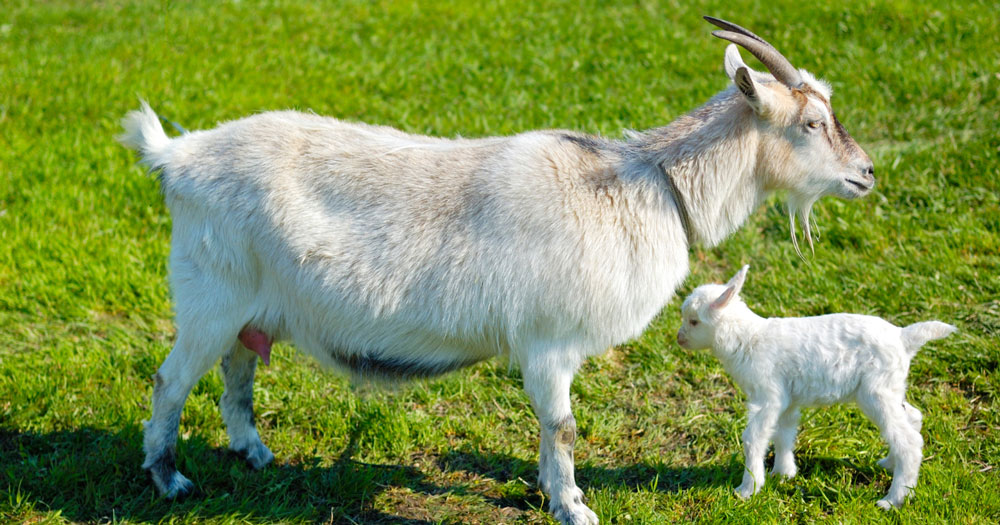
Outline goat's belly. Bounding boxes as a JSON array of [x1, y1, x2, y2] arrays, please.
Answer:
[[795, 387, 854, 408], [321, 345, 487, 379], [291, 329, 497, 381]]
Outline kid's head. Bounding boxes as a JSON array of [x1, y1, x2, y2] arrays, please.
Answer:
[[677, 265, 749, 350]]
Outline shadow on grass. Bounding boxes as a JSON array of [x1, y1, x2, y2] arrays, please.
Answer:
[[435, 448, 737, 512], [3, 416, 826, 522], [0, 419, 444, 524]]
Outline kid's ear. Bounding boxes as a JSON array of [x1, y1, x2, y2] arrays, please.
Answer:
[[711, 265, 749, 310], [726, 265, 749, 291]]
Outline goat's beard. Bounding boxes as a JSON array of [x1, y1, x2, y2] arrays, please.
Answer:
[[787, 193, 819, 258]]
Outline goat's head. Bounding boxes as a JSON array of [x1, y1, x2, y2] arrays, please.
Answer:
[[706, 17, 874, 254]]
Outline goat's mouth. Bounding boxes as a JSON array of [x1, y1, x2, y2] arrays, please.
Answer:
[[844, 177, 874, 196]]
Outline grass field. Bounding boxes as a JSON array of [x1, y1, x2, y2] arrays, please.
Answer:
[[1, 0, 997, 523]]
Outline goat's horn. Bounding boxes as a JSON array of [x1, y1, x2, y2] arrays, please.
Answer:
[[704, 16, 803, 88]]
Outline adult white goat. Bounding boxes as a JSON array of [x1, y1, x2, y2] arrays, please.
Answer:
[[120, 17, 874, 525]]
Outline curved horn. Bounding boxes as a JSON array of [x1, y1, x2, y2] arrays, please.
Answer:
[[704, 16, 803, 88]]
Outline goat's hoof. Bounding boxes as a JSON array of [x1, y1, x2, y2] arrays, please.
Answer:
[[551, 503, 599, 525], [550, 487, 598, 525], [735, 482, 759, 500], [155, 471, 194, 499], [877, 494, 907, 510], [233, 442, 274, 470], [770, 465, 797, 479], [876, 498, 896, 510]]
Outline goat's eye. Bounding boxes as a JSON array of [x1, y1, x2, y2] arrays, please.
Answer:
[[689, 319, 699, 326], [806, 120, 822, 130]]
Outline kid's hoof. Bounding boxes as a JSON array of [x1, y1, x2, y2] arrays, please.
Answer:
[[877, 492, 908, 509], [735, 482, 759, 500], [770, 463, 797, 479]]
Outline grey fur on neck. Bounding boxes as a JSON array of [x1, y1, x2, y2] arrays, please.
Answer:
[[625, 89, 762, 248], [662, 168, 695, 248]]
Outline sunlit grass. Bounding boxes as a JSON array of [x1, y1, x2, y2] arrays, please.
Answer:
[[1, 0, 997, 523]]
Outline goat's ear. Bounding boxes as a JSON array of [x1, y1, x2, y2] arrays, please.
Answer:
[[710, 286, 737, 311], [724, 44, 746, 81], [711, 265, 749, 310], [726, 264, 750, 291], [734, 67, 760, 105], [733, 67, 782, 115]]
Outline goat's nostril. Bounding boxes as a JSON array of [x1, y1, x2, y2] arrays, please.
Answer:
[[865, 165, 875, 178]]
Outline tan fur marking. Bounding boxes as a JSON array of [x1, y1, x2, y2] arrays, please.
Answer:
[[792, 89, 809, 114], [796, 84, 865, 165]]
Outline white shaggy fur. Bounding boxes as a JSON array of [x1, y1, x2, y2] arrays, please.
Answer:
[[119, 24, 874, 524], [677, 265, 956, 509]]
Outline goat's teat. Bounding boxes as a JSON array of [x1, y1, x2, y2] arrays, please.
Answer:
[[238, 327, 273, 365]]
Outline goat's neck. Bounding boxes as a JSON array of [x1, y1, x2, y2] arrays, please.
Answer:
[[632, 89, 767, 248]]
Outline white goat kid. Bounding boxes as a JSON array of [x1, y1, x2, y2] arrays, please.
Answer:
[[120, 17, 874, 524], [677, 266, 956, 509]]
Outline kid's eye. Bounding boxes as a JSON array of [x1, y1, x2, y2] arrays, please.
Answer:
[[689, 319, 699, 326]]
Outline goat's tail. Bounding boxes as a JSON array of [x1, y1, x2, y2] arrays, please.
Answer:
[[900, 321, 956, 355], [118, 100, 171, 171]]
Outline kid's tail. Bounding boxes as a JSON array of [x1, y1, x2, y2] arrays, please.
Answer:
[[901, 321, 956, 355], [117, 100, 171, 170]]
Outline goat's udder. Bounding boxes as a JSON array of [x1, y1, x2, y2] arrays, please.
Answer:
[[238, 327, 273, 365]]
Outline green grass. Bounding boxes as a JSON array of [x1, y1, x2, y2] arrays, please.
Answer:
[[1, 0, 997, 523]]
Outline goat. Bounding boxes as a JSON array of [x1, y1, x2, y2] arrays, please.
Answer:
[[119, 17, 874, 524], [677, 265, 956, 508]]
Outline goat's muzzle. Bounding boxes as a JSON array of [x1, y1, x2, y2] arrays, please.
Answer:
[[845, 164, 875, 196]]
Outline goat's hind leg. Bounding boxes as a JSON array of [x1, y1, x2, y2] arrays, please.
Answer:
[[859, 396, 923, 509], [878, 401, 922, 471], [220, 344, 274, 469], [143, 323, 235, 498]]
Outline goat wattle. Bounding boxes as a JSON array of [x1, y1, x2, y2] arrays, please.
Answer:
[[238, 328, 272, 365]]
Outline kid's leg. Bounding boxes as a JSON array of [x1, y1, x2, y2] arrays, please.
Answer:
[[737, 401, 782, 498], [771, 406, 801, 479], [859, 395, 923, 508]]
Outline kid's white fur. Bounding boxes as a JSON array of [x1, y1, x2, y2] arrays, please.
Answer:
[[678, 265, 956, 508]]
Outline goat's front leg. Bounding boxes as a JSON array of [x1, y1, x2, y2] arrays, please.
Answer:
[[521, 347, 598, 525], [220, 344, 274, 469], [736, 400, 782, 499]]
